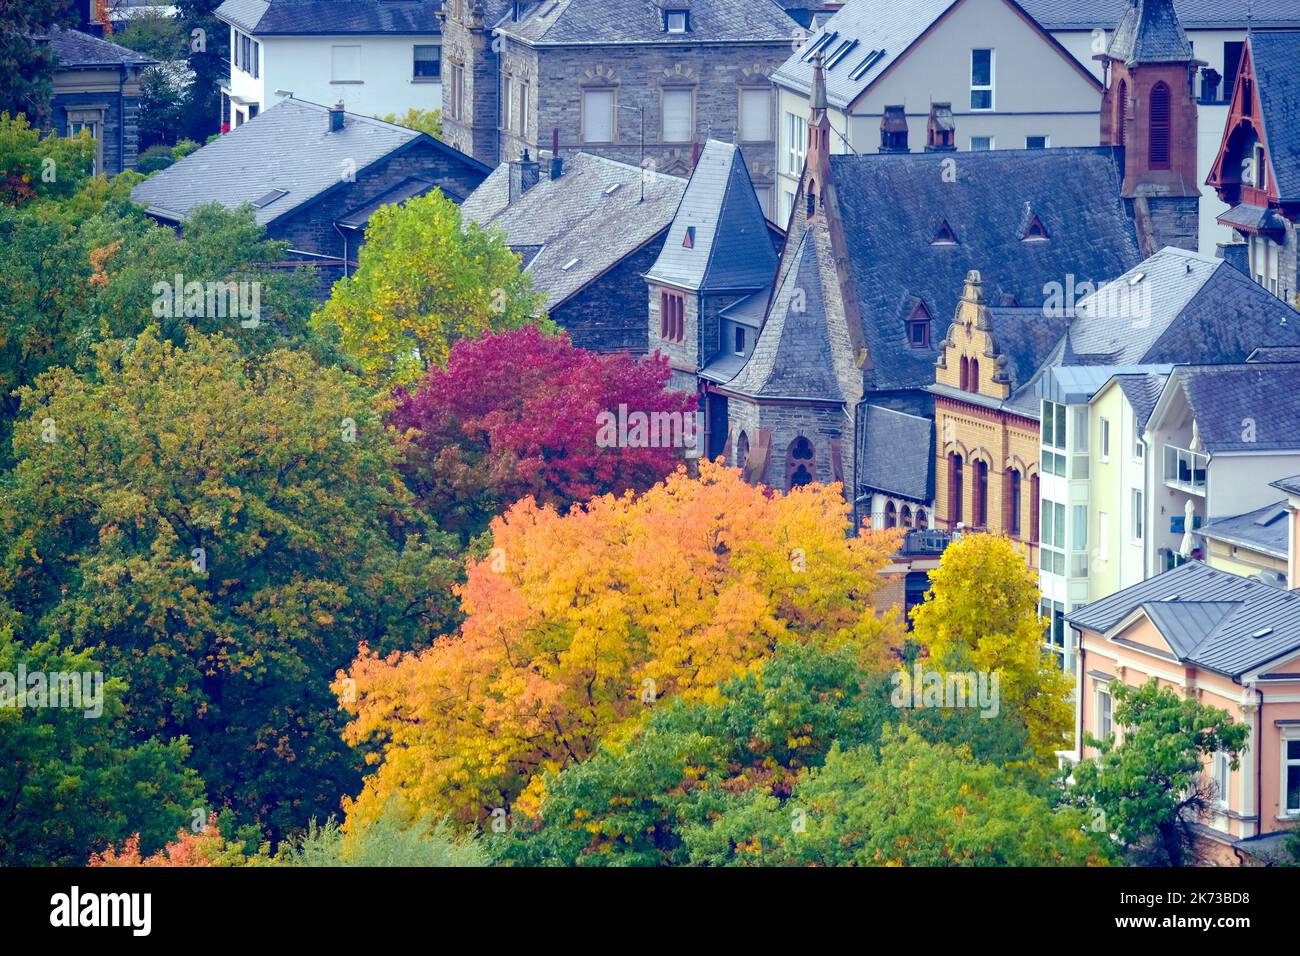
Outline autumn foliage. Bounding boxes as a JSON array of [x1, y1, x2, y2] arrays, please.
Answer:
[[336, 461, 905, 827], [390, 325, 700, 540]]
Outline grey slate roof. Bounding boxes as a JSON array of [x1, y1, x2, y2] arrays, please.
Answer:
[[645, 140, 778, 294], [215, 0, 442, 35], [1067, 561, 1300, 679], [1068, 247, 1300, 366], [1249, 31, 1300, 202], [1020, 0, 1300, 30], [1248, 345, 1300, 363], [496, 0, 797, 45], [1270, 474, 1300, 497], [131, 99, 482, 226], [858, 404, 934, 501], [1199, 500, 1290, 560], [827, 147, 1140, 391], [1219, 202, 1288, 233], [983, 306, 1071, 405], [725, 230, 849, 402], [462, 151, 686, 310], [1173, 361, 1300, 453], [1113, 371, 1168, 428], [46, 26, 155, 68], [1104, 0, 1192, 64]]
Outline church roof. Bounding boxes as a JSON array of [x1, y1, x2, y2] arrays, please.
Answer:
[[1105, 0, 1193, 64]]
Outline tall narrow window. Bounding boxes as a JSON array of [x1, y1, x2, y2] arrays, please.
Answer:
[[948, 454, 964, 527], [959, 356, 969, 391], [1285, 739, 1300, 814], [1116, 79, 1127, 146], [885, 501, 897, 528], [1029, 474, 1040, 542], [1007, 469, 1022, 536], [736, 431, 750, 469], [582, 89, 615, 143], [739, 87, 772, 143], [970, 49, 993, 110], [968, 358, 980, 392], [900, 505, 912, 528], [661, 89, 692, 143], [1149, 81, 1171, 169], [972, 460, 988, 528]]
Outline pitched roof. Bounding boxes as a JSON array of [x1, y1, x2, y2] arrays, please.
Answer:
[[1112, 371, 1168, 427], [645, 141, 778, 294], [1172, 361, 1300, 453], [1199, 500, 1290, 560], [1248, 345, 1300, 363], [46, 26, 155, 68], [215, 0, 442, 35], [826, 147, 1140, 391], [724, 230, 852, 402], [1270, 474, 1300, 497], [1067, 561, 1300, 678], [131, 99, 483, 226], [461, 151, 686, 311], [1104, 0, 1192, 64], [1068, 247, 1300, 366], [857, 404, 934, 501], [1249, 31, 1300, 201], [1020, 0, 1300, 30], [496, 0, 797, 45]]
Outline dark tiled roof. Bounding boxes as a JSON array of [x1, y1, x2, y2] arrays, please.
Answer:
[[1250, 31, 1300, 201], [497, 0, 798, 45], [1104, 0, 1193, 64], [1067, 561, 1300, 679], [827, 147, 1140, 391], [1218, 202, 1288, 233], [1248, 345, 1300, 362], [983, 306, 1070, 397], [646, 141, 778, 294], [337, 176, 436, 229], [858, 404, 934, 501], [1199, 500, 1290, 560], [1113, 371, 1168, 427], [131, 99, 483, 225], [462, 151, 685, 310], [1020, 0, 1300, 30], [46, 26, 155, 67], [1270, 474, 1300, 496], [1069, 247, 1300, 366], [1174, 361, 1300, 453], [215, 0, 442, 35]]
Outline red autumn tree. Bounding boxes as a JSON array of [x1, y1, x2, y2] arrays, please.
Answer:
[[390, 325, 700, 540]]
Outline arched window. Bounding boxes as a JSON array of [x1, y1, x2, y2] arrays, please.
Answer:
[[1149, 81, 1171, 169], [806, 180, 816, 219], [948, 453, 964, 527], [736, 431, 750, 469], [972, 459, 988, 528], [968, 358, 980, 392], [787, 436, 815, 488], [1117, 79, 1128, 147], [1029, 473, 1040, 542], [900, 504, 912, 528], [959, 356, 969, 391], [1007, 469, 1022, 536], [916, 508, 928, 529], [884, 500, 897, 528]]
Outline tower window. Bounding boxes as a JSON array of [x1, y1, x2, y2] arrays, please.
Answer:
[[787, 437, 815, 488], [1149, 81, 1171, 169]]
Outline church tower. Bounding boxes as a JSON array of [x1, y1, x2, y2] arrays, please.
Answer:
[[1099, 0, 1200, 255]]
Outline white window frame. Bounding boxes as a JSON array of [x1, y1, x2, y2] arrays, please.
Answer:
[[1096, 683, 1113, 740], [1284, 735, 1300, 816], [661, 87, 694, 144], [786, 112, 807, 174], [331, 45, 363, 83], [1099, 417, 1110, 461], [1211, 750, 1231, 809], [970, 49, 995, 111], [970, 136, 993, 152], [1026, 135, 1049, 149], [581, 88, 616, 144], [665, 10, 687, 33], [1131, 490, 1144, 542]]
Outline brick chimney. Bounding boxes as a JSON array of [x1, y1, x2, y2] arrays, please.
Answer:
[[509, 149, 540, 201], [880, 105, 909, 153], [329, 101, 346, 133], [926, 103, 956, 151]]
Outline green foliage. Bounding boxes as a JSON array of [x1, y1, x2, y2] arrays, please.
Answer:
[[0, 1, 78, 123], [1068, 679, 1250, 866], [0, 328, 461, 839], [379, 108, 443, 140], [0, 112, 94, 206], [0, 624, 205, 866], [115, 11, 186, 61], [278, 802, 487, 867]]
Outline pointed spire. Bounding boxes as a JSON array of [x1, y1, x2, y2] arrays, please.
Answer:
[[811, 52, 827, 114]]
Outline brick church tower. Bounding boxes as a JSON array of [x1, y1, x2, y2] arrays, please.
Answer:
[[1099, 0, 1200, 255]]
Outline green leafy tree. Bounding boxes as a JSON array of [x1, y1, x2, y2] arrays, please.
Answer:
[[0, 624, 205, 866], [277, 801, 487, 867], [172, 0, 228, 141], [1069, 679, 1249, 866], [0, 1, 77, 123], [0, 111, 93, 206], [379, 108, 442, 140], [313, 189, 545, 388], [0, 329, 461, 837]]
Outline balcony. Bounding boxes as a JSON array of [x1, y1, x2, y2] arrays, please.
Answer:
[[1162, 444, 1208, 495], [898, 529, 958, 556]]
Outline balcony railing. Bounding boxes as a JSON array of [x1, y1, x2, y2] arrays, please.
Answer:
[[898, 529, 959, 556], [1162, 444, 1208, 494]]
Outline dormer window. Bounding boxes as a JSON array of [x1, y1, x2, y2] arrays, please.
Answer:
[[665, 10, 688, 33], [907, 302, 930, 348], [932, 220, 957, 245], [1022, 216, 1049, 241]]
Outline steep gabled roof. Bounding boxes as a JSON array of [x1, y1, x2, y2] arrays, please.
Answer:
[[131, 100, 485, 226], [1172, 361, 1300, 453], [1249, 31, 1300, 201], [825, 147, 1140, 391], [46, 26, 155, 68], [462, 151, 686, 311], [1103, 0, 1192, 64], [1068, 561, 1300, 679], [645, 140, 778, 294], [496, 0, 797, 45], [215, 0, 442, 35], [858, 404, 934, 501], [1112, 371, 1168, 428], [1021, 0, 1300, 31]]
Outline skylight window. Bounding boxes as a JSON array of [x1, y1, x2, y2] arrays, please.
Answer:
[[848, 49, 885, 81], [561, 258, 580, 271], [825, 38, 858, 69], [665, 10, 688, 33], [800, 31, 837, 61], [1252, 627, 1274, 639], [253, 188, 288, 208]]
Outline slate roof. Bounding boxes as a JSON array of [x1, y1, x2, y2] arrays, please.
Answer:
[[858, 404, 934, 501], [496, 0, 797, 45], [337, 176, 437, 230], [645, 140, 778, 294], [1068, 247, 1300, 366], [983, 306, 1071, 403], [725, 230, 851, 402], [1218, 202, 1288, 233], [826, 147, 1140, 391], [1020, 0, 1300, 30], [461, 151, 686, 310], [1199, 500, 1290, 560], [46, 26, 155, 68], [1104, 0, 1192, 64], [1067, 561, 1300, 679], [1113, 371, 1168, 428], [131, 99, 484, 226], [215, 0, 442, 35], [1249, 31, 1300, 202], [1038, 363, 1171, 406], [1270, 474, 1300, 497], [1248, 345, 1300, 363], [1172, 361, 1300, 453]]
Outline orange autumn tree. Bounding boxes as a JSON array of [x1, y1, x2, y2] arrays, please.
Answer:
[[335, 461, 905, 828]]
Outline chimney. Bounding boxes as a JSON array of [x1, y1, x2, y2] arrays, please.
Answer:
[[926, 102, 956, 152], [1216, 240, 1249, 276], [509, 149, 540, 201], [880, 105, 909, 153], [329, 101, 345, 133], [549, 127, 563, 179]]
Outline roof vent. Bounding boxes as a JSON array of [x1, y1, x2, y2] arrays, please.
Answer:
[[561, 257, 580, 271], [1252, 627, 1274, 639], [329, 101, 345, 133]]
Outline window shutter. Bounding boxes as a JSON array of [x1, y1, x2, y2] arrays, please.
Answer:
[[1149, 82, 1171, 168], [583, 89, 614, 143], [661, 89, 692, 143], [739, 88, 770, 142]]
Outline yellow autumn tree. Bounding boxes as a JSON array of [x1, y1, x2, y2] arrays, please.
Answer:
[[335, 461, 905, 827], [909, 533, 1073, 773]]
